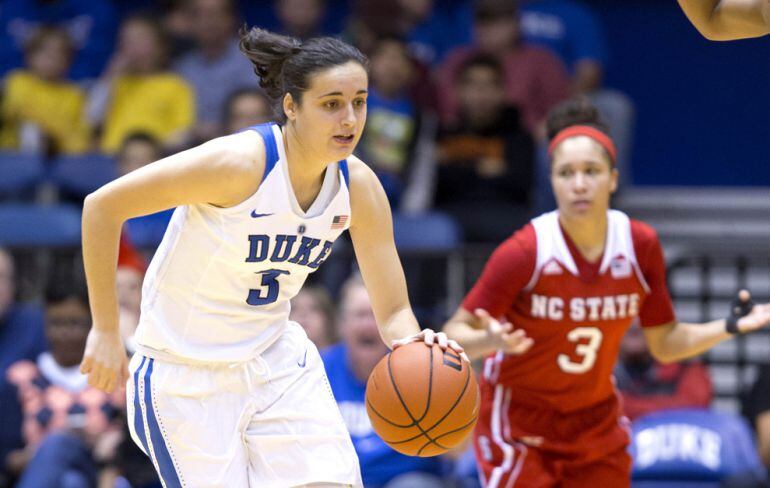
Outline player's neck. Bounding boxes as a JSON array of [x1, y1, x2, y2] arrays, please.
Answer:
[[282, 126, 328, 212], [559, 213, 607, 262]]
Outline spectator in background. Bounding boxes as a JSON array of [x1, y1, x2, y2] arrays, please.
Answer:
[[222, 88, 274, 134], [98, 416, 161, 488], [0, 248, 47, 485], [346, 0, 470, 68], [744, 364, 770, 471], [290, 286, 337, 351], [275, 0, 328, 40], [394, 0, 472, 67], [116, 132, 162, 176], [322, 274, 444, 488], [176, 0, 258, 142], [435, 54, 535, 243], [116, 134, 175, 253], [615, 321, 712, 422], [117, 236, 146, 356], [0, 26, 91, 156], [116, 263, 142, 354], [356, 36, 435, 208], [519, 0, 635, 178], [88, 14, 194, 154], [160, 0, 197, 60], [439, 0, 569, 138], [0, 0, 118, 80], [5, 284, 124, 488]]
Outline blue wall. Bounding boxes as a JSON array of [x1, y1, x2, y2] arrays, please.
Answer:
[[593, 1, 770, 186]]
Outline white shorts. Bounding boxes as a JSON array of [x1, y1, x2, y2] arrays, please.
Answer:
[[126, 322, 362, 488]]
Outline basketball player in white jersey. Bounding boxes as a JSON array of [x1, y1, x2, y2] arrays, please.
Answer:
[[78, 28, 466, 487], [678, 0, 770, 40]]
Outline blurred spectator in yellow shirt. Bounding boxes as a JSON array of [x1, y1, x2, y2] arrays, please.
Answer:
[[88, 14, 194, 154], [0, 26, 91, 156]]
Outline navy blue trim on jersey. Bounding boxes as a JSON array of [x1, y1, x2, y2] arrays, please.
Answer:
[[339, 159, 350, 188], [144, 359, 183, 487], [133, 356, 150, 455], [250, 123, 280, 183]]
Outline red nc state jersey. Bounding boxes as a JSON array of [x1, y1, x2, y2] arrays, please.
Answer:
[[462, 210, 675, 412]]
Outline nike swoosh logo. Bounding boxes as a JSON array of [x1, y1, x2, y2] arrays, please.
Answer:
[[297, 348, 308, 368], [251, 211, 274, 218]]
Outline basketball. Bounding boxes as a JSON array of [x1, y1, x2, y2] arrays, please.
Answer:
[[365, 341, 480, 457]]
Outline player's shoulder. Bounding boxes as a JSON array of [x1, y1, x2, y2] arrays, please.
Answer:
[[345, 155, 377, 186], [202, 130, 266, 174], [345, 155, 382, 204], [628, 218, 665, 269], [492, 223, 537, 264], [510, 222, 537, 252], [173, 130, 268, 207], [629, 218, 661, 247]]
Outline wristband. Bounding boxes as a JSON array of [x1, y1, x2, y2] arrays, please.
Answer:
[[725, 292, 755, 335], [725, 315, 741, 335]]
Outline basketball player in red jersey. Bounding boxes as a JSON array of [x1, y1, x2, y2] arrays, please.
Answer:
[[678, 0, 770, 40], [443, 98, 770, 487]]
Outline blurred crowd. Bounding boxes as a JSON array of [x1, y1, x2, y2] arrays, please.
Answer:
[[1, 0, 768, 487], [0, 0, 638, 242]]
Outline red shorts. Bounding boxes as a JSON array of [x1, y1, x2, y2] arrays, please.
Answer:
[[473, 382, 632, 487]]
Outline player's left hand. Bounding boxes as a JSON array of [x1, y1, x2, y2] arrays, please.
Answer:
[[392, 329, 471, 364], [736, 290, 770, 333]]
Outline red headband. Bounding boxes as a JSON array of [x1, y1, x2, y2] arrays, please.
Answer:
[[547, 125, 617, 164]]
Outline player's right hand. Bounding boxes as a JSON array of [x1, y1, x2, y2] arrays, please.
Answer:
[[475, 309, 534, 355], [80, 327, 129, 393]]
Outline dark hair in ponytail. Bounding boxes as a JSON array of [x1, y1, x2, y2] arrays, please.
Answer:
[[545, 97, 609, 141], [239, 27, 368, 123]]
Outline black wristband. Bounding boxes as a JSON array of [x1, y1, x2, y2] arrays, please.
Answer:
[[725, 292, 755, 335]]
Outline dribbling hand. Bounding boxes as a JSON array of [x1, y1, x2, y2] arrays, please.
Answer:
[[392, 329, 470, 364], [475, 309, 534, 355], [79, 328, 129, 393]]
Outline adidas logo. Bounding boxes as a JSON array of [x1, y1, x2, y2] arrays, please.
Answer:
[[543, 260, 563, 275], [610, 255, 632, 278]]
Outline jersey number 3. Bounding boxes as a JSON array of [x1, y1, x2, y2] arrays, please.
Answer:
[[247, 269, 290, 306], [557, 327, 603, 374]]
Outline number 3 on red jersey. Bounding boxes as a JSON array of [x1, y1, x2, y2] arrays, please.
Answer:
[[557, 327, 604, 374]]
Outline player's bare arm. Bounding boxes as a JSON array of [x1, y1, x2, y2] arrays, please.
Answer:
[[678, 0, 770, 40], [80, 131, 266, 392], [643, 290, 770, 363], [443, 307, 533, 361], [347, 158, 466, 359]]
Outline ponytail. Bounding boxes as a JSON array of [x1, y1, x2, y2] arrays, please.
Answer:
[[239, 27, 301, 102], [239, 26, 368, 123]]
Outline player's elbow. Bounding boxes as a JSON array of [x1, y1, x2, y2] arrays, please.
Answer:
[[692, 21, 744, 41], [699, 28, 737, 41], [83, 189, 127, 227], [646, 342, 677, 364]]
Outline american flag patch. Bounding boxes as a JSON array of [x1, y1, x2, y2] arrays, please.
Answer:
[[331, 215, 348, 229]]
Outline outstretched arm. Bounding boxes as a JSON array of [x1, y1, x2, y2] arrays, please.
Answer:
[[677, 0, 770, 40], [644, 290, 770, 363]]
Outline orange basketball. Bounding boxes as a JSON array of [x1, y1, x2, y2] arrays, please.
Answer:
[[365, 341, 480, 457]]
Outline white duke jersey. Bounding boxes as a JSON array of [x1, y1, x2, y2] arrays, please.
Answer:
[[134, 123, 352, 362]]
